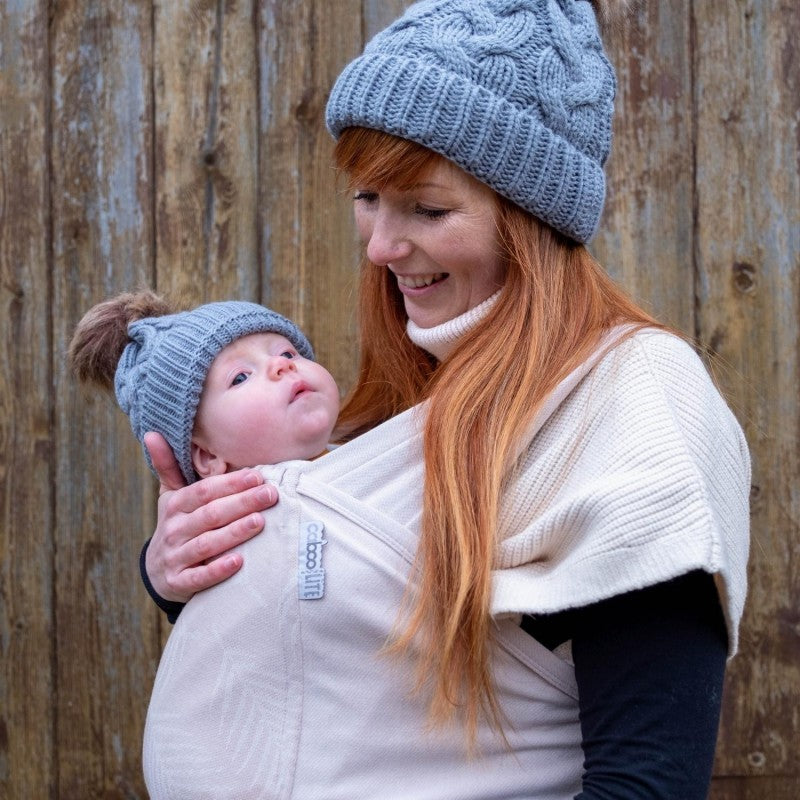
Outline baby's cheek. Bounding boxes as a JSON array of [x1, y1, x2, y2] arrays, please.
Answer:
[[227, 416, 272, 459]]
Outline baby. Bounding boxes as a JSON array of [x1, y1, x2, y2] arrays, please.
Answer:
[[69, 291, 340, 485]]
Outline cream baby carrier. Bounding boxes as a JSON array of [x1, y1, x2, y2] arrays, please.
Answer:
[[143, 331, 750, 800]]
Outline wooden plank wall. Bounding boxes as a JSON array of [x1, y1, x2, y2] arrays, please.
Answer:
[[1, 1, 796, 796]]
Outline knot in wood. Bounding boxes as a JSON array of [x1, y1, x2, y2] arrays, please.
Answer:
[[295, 88, 320, 124], [732, 262, 756, 294]]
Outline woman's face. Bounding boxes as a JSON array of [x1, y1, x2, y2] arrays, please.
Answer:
[[352, 159, 505, 328]]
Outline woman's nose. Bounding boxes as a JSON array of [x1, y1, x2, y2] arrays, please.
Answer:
[[364, 210, 412, 266], [268, 356, 297, 379]]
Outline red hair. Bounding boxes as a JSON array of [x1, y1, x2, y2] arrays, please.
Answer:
[[334, 127, 664, 741]]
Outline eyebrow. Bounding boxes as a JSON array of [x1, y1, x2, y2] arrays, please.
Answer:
[[408, 181, 449, 190], [356, 180, 452, 193]]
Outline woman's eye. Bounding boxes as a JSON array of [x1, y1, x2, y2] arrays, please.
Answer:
[[353, 191, 378, 204], [415, 205, 449, 219], [231, 372, 248, 387]]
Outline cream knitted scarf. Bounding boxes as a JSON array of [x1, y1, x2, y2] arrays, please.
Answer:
[[314, 327, 751, 654]]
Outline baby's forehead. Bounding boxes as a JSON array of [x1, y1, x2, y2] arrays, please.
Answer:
[[212, 332, 295, 364]]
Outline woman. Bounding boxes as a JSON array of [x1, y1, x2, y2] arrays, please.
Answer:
[[141, 1, 750, 796]]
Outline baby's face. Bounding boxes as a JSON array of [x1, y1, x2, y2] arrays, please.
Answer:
[[192, 333, 340, 472]]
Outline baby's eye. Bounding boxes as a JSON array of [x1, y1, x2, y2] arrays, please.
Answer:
[[415, 204, 449, 220], [280, 350, 296, 359], [231, 372, 249, 387]]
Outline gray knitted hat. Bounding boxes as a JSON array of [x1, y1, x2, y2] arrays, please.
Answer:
[[114, 301, 314, 485], [326, 0, 615, 243]]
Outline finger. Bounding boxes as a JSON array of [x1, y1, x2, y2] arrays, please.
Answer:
[[163, 468, 271, 517], [187, 483, 278, 541], [184, 509, 267, 567], [151, 509, 264, 602], [178, 551, 246, 595], [144, 432, 187, 493]]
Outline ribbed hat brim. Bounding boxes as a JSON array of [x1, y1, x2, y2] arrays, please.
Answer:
[[326, 53, 606, 243]]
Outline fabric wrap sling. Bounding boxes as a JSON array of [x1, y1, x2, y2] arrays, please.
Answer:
[[143, 330, 751, 800]]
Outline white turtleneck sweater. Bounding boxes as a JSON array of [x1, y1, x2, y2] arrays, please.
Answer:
[[405, 290, 500, 361]]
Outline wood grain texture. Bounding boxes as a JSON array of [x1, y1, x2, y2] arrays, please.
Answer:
[[50, 1, 157, 796], [694, 0, 800, 780], [364, 0, 412, 39], [592, 0, 695, 331], [0, 3, 55, 797], [0, 0, 797, 795], [154, 0, 259, 304], [710, 776, 800, 800], [258, 0, 362, 392]]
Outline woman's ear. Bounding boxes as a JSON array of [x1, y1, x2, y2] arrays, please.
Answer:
[[191, 441, 230, 478]]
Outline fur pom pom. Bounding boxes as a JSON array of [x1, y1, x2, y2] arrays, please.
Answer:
[[69, 290, 173, 390]]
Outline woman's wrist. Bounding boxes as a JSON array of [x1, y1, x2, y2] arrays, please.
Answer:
[[139, 538, 185, 624]]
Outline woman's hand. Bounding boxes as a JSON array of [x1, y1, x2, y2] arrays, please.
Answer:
[[143, 432, 277, 603]]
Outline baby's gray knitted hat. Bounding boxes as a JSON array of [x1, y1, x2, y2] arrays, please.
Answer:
[[326, 0, 615, 243], [114, 301, 314, 485]]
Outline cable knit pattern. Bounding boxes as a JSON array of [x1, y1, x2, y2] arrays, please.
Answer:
[[326, 0, 615, 242], [115, 302, 314, 485], [406, 290, 501, 360]]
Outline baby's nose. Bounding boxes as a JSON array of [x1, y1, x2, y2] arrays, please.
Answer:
[[268, 356, 297, 378]]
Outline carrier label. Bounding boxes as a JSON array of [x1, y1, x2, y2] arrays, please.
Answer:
[[298, 520, 326, 600]]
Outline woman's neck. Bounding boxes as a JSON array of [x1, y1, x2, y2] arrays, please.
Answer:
[[406, 291, 501, 361]]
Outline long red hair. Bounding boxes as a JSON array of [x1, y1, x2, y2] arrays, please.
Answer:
[[334, 127, 664, 741]]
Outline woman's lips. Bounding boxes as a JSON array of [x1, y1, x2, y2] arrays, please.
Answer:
[[395, 272, 447, 291]]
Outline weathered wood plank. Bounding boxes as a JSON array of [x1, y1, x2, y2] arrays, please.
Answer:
[[710, 776, 800, 800], [0, 0, 796, 796], [694, 0, 800, 779], [363, 0, 413, 39], [593, 1, 695, 332], [258, 0, 362, 391], [50, 1, 157, 796], [154, 0, 259, 304], [0, 2, 55, 797]]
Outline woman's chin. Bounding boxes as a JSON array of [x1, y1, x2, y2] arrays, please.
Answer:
[[403, 300, 457, 330]]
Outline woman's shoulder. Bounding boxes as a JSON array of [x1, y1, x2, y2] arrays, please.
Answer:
[[604, 327, 709, 385], [597, 327, 742, 434], [585, 328, 752, 525], [629, 327, 711, 374]]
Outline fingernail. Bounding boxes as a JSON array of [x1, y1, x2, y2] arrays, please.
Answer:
[[244, 470, 262, 487], [225, 554, 242, 570], [256, 485, 275, 504]]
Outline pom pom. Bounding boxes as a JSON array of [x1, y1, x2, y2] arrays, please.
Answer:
[[69, 290, 173, 390]]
